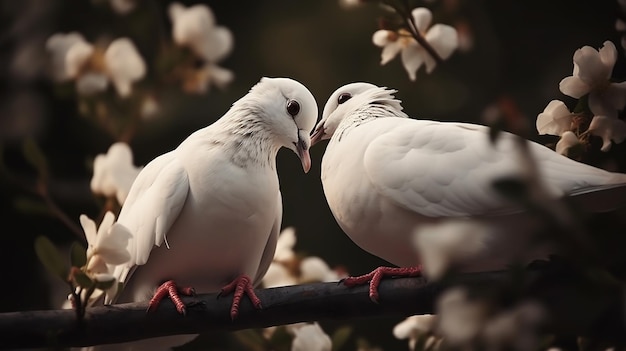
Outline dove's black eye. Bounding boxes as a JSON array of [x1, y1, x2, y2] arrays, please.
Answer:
[[286, 100, 300, 117], [338, 93, 352, 104]]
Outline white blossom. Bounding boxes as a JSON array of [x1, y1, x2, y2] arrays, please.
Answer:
[[482, 302, 545, 351], [414, 219, 489, 279], [140, 95, 160, 120], [274, 226, 297, 262], [588, 115, 626, 151], [45, 33, 146, 97], [290, 323, 332, 351], [436, 288, 488, 345], [555, 131, 581, 156], [168, 2, 234, 92], [393, 314, 437, 350], [372, 7, 458, 81], [263, 262, 298, 288], [90, 142, 142, 204], [79, 211, 131, 274], [559, 41, 626, 119], [300, 256, 342, 283], [536, 100, 576, 136], [262, 227, 345, 288], [339, 0, 364, 8], [108, 0, 136, 15]]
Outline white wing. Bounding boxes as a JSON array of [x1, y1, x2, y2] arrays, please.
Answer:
[[362, 119, 620, 218], [106, 150, 189, 303]]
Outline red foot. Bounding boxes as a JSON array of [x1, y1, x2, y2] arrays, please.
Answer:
[[147, 280, 195, 315], [342, 266, 422, 303], [218, 274, 262, 320]]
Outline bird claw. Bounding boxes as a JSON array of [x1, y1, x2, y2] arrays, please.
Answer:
[[219, 274, 262, 320], [147, 280, 195, 315], [342, 266, 422, 303]]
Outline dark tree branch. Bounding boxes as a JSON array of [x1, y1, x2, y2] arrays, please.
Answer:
[[0, 268, 623, 349]]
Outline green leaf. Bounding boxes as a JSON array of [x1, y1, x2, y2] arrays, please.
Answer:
[[34, 236, 68, 281], [70, 241, 87, 268], [331, 325, 353, 351], [22, 137, 48, 179], [74, 270, 93, 289]]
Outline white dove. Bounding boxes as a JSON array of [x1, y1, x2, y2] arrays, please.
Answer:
[[94, 77, 317, 350], [310, 82, 626, 301]]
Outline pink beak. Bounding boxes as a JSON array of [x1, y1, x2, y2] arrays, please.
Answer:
[[310, 125, 325, 146]]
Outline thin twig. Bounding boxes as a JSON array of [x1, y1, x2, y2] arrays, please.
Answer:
[[395, 1, 443, 64]]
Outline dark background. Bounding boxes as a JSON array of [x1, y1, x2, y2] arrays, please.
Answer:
[[1, 0, 625, 349]]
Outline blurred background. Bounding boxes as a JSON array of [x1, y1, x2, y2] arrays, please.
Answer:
[[1, 0, 625, 349]]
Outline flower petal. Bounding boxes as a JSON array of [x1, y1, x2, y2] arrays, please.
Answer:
[[380, 41, 402, 65], [291, 323, 332, 351], [262, 262, 297, 288], [45, 32, 89, 81], [300, 256, 338, 282], [79, 214, 97, 247], [274, 226, 296, 262], [425, 24, 459, 60], [104, 38, 146, 98], [604, 81, 626, 112], [76, 72, 109, 96], [372, 30, 392, 47], [598, 40, 617, 80], [536, 100, 573, 136], [198, 26, 233, 62], [411, 7, 432, 33], [558, 76, 589, 98], [588, 115, 626, 151], [393, 314, 436, 340], [65, 40, 94, 79], [414, 219, 489, 279], [555, 131, 580, 156], [573, 45, 608, 86], [401, 44, 425, 81]]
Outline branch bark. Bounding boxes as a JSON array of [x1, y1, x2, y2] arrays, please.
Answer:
[[0, 268, 623, 349]]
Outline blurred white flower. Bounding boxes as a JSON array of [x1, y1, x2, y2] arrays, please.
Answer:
[[169, 2, 234, 93], [559, 41, 626, 119], [140, 95, 160, 120], [45, 33, 146, 97], [263, 262, 298, 288], [90, 142, 142, 204], [339, 0, 364, 8], [436, 288, 487, 345], [274, 226, 297, 262], [393, 314, 437, 350], [588, 115, 626, 151], [536, 100, 576, 136], [80, 211, 131, 275], [372, 7, 458, 81], [300, 256, 342, 283], [482, 301, 545, 351], [262, 227, 345, 288], [290, 323, 332, 351], [413, 219, 489, 279], [555, 131, 581, 156], [108, 0, 136, 15]]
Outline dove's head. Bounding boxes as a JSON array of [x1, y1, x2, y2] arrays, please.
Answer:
[[311, 82, 407, 145], [245, 77, 318, 173]]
